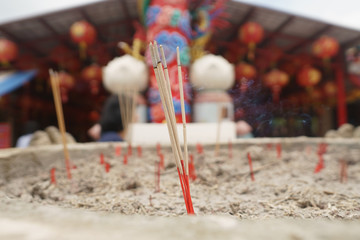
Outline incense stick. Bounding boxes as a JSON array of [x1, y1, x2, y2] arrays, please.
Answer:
[[49, 70, 72, 180], [214, 104, 223, 156], [149, 42, 194, 214], [176, 46, 189, 176]]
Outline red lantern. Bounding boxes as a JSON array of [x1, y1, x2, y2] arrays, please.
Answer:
[[323, 81, 337, 107], [312, 36, 339, 60], [57, 71, 75, 103], [81, 64, 102, 94], [263, 69, 289, 102], [69, 21, 96, 58], [236, 62, 257, 92], [0, 38, 18, 64], [238, 22, 264, 60], [311, 88, 323, 104], [323, 82, 337, 97], [297, 66, 322, 88]]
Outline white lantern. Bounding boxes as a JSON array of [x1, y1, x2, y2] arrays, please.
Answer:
[[102, 54, 148, 93], [190, 54, 235, 91]]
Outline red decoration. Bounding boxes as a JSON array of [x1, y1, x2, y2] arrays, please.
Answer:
[[238, 22, 264, 60], [236, 62, 256, 80], [267, 46, 283, 64], [69, 21, 96, 58], [57, 71, 75, 102], [236, 62, 256, 92], [297, 66, 322, 87], [312, 36, 339, 60], [87, 44, 111, 66], [81, 64, 102, 94], [323, 81, 337, 97], [263, 69, 289, 102], [0, 38, 18, 64]]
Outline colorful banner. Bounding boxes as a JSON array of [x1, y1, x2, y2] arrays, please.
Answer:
[[145, 0, 192, 123]]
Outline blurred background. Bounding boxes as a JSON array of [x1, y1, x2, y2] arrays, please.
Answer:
[[1, 0, 360, 147]]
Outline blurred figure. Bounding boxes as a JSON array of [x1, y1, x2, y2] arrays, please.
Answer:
[[236, 120, 253, 138], [16, 121, 39, 148], [98, 94, 124, 142], [87, 123, 101, 141]]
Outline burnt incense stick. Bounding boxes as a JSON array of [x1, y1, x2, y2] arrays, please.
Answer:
[[49, 69, 72, 180]]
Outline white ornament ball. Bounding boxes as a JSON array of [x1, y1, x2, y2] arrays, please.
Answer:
[[190, 54, 235, 91], [103, 54, 148, 93]]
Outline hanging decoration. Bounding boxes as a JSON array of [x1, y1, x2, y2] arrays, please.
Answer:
[[238, 22, 264, 60], [69, 21, 97, 59], [81, 64, 102, 95], [235, 62, 256, 92], [263, 69, 289, 103], [50, 45, 80, 72], [56, 71, 75, 103], [296, 65, 322, 88], [312, 36, 339, 66], [323, 81, 337, 105], [0, 38, 18, 65]]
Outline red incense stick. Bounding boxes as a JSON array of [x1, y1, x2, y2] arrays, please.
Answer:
[[247, 152, 255, 181], [100, 153, 105, 165], [159, 153, 164, 169], [276, 143, 282, 159], [314, 143, 327, 173], [314, 153, 324, 173], [123, 154, 128, 165], [137, 146, 142, 158], [189, 154, 197, 181], [50, 167, 56, 184], [115, 145, 121, 156], [196, 143, 203, 154], [180, 160, 194, 214], [105, 162, 110, 173], [267, 143, 273, 151]]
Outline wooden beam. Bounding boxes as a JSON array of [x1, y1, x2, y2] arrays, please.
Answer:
[[260, 16, 295, 47], [119, 0, 133, 37], [38, 18, 73, 49], [342, 34, 360, 49], [228, 7, 256, 41], [0, 27, 44, 56], [286, 24, 332, 53]]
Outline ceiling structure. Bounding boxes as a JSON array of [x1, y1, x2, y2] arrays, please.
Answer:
[[0, 0, 359, 61]]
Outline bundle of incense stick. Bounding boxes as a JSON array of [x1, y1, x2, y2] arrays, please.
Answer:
[[117, 87, 137, 144], [149, 42, 194, 214], [49, 70, 72, 180]]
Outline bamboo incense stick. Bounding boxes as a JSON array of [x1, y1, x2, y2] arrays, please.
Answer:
[[149, 42, 194, 214], [176, 46, 189, 176], [214, 104, 223, 156], [150, 43, 182, 171], [49, 70, 72, 180], [156, 44, 184, 166]]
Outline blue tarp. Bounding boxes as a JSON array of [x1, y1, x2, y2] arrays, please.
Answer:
[[0, 70, 37, 96]]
